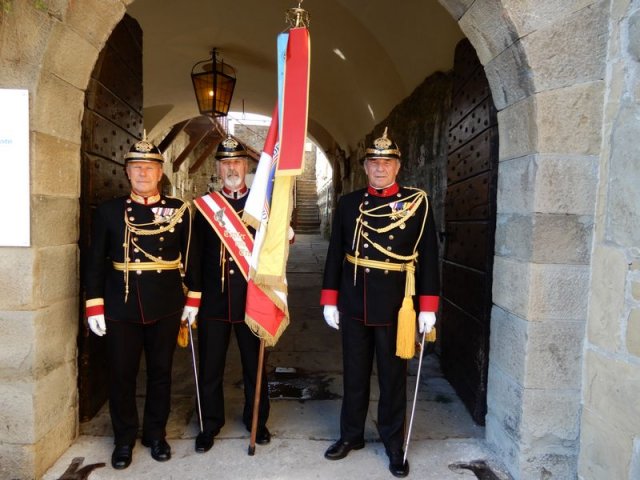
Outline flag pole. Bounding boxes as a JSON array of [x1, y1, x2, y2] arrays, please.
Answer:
[[248, 338, 266, 456]]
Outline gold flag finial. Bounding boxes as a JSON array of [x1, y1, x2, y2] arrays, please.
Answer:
[[286, 1, 310, 28]]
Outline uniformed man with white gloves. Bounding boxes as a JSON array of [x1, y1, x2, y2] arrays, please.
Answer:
[[320, 128, 439, 478], [84, 136, 194, 470]]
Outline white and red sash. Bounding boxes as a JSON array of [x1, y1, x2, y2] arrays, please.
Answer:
[[193, 192, 254, 280]]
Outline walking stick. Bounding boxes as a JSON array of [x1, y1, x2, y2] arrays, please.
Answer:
[[248, 338, 266, 456], [403, 329, 427, 465], [188, 321, 204, 433]]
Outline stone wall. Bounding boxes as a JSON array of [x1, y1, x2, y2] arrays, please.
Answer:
[[440, 1, 609, 478], [0, 1, 131, 478], [578, 1, 640, 478]]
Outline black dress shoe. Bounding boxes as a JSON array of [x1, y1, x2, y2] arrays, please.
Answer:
[[142, 438, 171, 462], [255, 426, 271, 445], [388, 451, 410, 478], [324, 439, 365, 460], [111, 444, 133, 470], [195, 431, 215, 453]]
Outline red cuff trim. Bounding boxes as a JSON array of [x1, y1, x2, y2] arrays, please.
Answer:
[[186, 291, 202, 307], [320, 289, 339, 305], [419, 296, 439, 312], [86, 298, 105, 317]]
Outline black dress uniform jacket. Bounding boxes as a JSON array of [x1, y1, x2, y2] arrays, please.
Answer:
[[322, 186, 439, 324], [186, 195, 252, 322], [85, 195, 191, 323]]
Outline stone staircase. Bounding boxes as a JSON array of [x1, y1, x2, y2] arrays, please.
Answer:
[[294, 176, 321, 234]]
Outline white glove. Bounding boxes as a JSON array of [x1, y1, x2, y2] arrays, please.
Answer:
[[418, 312, 436, 334], [181, 306, 199, 326], [88, 314, 106, 336], [288, 226, 295, 241], [323, 305, 340, 330]]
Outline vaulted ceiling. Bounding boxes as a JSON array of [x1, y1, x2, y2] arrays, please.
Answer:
[[127, 0, 463, 154]]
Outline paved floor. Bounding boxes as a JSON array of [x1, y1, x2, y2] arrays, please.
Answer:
[[44, 235, 508, 480]]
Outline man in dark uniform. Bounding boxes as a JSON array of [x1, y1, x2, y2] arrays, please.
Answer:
[[320, 128, 439, 478], [183, 137, 271, 454], [84, 136, 193, 470]]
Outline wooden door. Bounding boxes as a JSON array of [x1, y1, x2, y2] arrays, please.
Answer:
[[77, 14, 143, 421], [440, 39, 498, 425]]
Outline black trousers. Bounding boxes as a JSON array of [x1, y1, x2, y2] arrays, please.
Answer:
[[106, 314, 181, 446], [197, 319, 270, 434], [340, 316, 407, 454]]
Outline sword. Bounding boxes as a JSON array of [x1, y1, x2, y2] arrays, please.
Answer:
[[187, 321, 204, 433], [403, 329, 427, 465]]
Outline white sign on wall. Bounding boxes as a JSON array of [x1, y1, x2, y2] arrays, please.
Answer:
[[0, 89, 30, 246]]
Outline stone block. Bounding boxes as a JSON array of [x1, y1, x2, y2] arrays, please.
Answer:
[[34, 361, 77, 442], [0, 248, 35, 309], [528, 263, 590, 319], [533, 154, 599, 215], [536, 82, 604, 155], [520, 448, 579, 480], [494, 214, 530, 265], [64, 0, 126, 48], [438, 0, 475, 20], [459, 0, 520, 65], [496, 154, 598, 215], [583, 349, 640, 434], [578, 407, 632, 480], [605, 104, 640, 247], [521, 388, 581, 444], [0, 310, 35, 378], [629, 8, 640, 61], [627, 308, 640, 357], [492, 256, 530, 318], [31, 132, 81, 198], [496, 156, 536, 214], [33, 408, 77, 479], [495, 213, 593, 264], [0, 0, 54, 67], [31, 196, 79, 247], [34, 299, 78, 377], [0, 57, 40, 90], [485, 412, 519, 475], [506, 0, 600, 36], [486, 361, 523, 443], [524, 320, 586, 389], [531, 214, 593, 265], [522, 2, 608, 92], [498, 97, 536, 161], [0, 380, 35, 443], [43, 23, 98, 90], [32, 73, 84, 144], [0, 442, 35, 480], [587, 245, 627, 351], [489, 305, 527, 384], [632, 282, 640, 301], [484, 40, 535, 110], [33, 245, 78, 307]]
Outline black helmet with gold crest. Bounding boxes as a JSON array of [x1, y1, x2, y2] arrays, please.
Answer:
[[124, 131, 164, 164], [215, 136, 248, 160], [365, 127, 401, 160]]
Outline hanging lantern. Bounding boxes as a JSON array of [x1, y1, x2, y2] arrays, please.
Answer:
[[190, 49, 236, 117]]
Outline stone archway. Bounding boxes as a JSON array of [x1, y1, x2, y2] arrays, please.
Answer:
[[439, 1, 606, 478], [0, 1, 609, 478]]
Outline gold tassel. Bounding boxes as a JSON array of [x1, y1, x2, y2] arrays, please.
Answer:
[[426, 326, 437, 343], [177, 321, 189, 347], [396, 296, 416, 359]]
